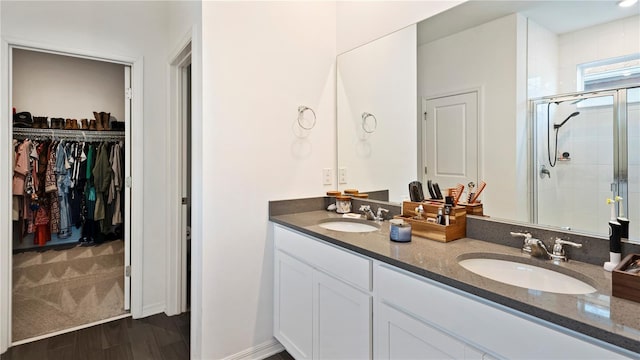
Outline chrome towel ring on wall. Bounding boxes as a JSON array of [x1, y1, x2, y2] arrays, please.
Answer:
[[361, 112, 377, 133], [297, 105, 316, 130]]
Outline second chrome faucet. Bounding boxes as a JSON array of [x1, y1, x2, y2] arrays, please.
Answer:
[[510, 232, 582, 262], [359, 205, 389, 221]]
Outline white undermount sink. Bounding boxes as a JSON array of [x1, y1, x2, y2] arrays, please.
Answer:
[[458, 256, 597, 295], [317, 218, 379, 233]]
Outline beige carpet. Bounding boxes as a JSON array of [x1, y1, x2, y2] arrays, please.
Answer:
[[12, 240, 126, 341]]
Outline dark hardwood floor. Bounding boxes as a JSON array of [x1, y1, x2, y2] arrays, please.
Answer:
[[265, 350, 294, 360], [1, 314, 298, 360], [1, 313, 189, 360]]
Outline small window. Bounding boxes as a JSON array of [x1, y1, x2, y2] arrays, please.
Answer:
[[578, 53, 640, 91], [576, 53, 640, 106]]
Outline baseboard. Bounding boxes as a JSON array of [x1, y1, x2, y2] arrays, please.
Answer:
[[224, 338, 285, 360], [139, 302, 166, 318]]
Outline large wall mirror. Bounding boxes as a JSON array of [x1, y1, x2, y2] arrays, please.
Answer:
[[336, 0, 640, 240]]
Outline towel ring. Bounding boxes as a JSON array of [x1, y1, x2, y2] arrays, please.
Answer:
[[297, 106, 316, 130], [361, 112, 377, 133]]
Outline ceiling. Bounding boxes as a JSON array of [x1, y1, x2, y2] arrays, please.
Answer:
[[418, 0, 640, 45]]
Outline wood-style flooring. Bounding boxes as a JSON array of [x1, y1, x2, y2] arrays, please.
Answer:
[[0, 313, 299, 360], [1, 313, 189, 360], [265, 350, 294, 360]]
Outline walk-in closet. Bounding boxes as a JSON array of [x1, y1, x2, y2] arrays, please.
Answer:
[[10, 48, 131, 342]]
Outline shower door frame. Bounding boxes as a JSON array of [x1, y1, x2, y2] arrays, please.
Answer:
[[529, 87, 631, 233]]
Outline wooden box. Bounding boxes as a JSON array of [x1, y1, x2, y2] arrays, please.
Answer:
[[395, 201, 466, 242], [612, 254, 640, 303], [458, 202, 484, 216], [428, 189, 484, 216]]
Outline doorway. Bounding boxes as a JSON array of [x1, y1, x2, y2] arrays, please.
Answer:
[[167, 40, 192, 315], [422, 91, 479, 191], [182, 63, 192, 311], [3, 46, 132, 345]]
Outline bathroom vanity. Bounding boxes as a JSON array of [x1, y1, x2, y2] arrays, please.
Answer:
[[270, 202, 640, 359]]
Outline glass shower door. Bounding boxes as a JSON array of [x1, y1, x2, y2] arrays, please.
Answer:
[[533, 93, 616, 236]]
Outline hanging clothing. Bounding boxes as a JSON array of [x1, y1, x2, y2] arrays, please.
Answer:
[[12, 140, 29, 195], [11, 134, 125, 247], [109, 142, 123, 225], [47, 142, 60, 234], [56, 141, 72, 238], [92, 142, 113, 233]]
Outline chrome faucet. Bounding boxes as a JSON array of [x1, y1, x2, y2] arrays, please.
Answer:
[[510, 232, 536, 254], [376, 207, 390, 220], [510, 232, 582, 262], [359, 205, 389, 221], [550, 238, 582, 262], [359, 205, 376, 220], [540, 165, 551, 179]]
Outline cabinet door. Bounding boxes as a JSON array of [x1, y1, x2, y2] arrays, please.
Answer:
[[376, 302, 482, 360], [314, 270, 372, 360], [274, 250, 313, 360]]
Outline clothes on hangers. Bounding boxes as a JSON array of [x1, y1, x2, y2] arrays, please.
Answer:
[[12, 137, 125, 247]]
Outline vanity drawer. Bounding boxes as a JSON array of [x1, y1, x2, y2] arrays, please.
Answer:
[[274, 224, 372, 291]]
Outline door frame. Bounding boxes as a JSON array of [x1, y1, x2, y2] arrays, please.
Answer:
[[420, 87, 483, 189], [0, 38, 144, 352], [166, 33, 192, 316]]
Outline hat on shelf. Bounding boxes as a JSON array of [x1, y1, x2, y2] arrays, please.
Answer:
[[13, 112, 33, 128]]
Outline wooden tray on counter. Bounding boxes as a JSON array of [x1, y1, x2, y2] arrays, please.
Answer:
[[397, 201, 466, 242], [612, 254, 640, 303]]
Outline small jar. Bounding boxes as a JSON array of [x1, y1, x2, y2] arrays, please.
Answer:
[[389, 219, 412, 242], [335, 196, 352, 214]]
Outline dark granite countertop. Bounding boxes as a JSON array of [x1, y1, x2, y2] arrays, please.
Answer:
[[270, 210, 640, 356]]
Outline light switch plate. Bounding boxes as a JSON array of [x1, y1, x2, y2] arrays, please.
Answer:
[[339, 167, 347, 184], [322, 168, 333, 185]]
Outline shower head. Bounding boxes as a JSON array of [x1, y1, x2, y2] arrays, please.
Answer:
[[554, 111, 580, 129]]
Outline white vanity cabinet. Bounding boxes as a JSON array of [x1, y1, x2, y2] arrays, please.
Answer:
[[375, 264, 632, 360], [273, 223, 635, 359], [377, 302, 485, 359], [274, 225, 372, 360]]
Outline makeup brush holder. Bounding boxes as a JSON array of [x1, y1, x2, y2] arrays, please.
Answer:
[[438, 188, 485, 216]]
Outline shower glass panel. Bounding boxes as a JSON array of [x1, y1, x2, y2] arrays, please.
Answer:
[[628, 87, 640, 241], [533, 93, 615, 236]]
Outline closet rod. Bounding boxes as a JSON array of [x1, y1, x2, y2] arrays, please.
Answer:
[[12, 128, 125, 141]]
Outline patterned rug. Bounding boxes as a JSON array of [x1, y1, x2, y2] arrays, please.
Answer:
[[12, 240, 126, 341]]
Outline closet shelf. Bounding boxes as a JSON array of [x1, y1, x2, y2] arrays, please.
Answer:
[[13, 127, 125, 141]]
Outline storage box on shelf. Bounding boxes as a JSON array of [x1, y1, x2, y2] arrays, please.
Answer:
[[612, 254, 640, 303], [394, 201, 466, 242]]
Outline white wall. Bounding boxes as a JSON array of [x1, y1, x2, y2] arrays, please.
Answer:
[[336, 0, 465, 54], [200, 2, 336, 358], [337, 25, 417, 202], [12, 49, 125, 122], [558, 15, 640, 94], [527, 20, 559, 99], [1, 0, 172, 319], [418, 14, 527, 221]]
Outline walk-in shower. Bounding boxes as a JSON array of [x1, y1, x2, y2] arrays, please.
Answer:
[[530, 86, 639, 241]]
